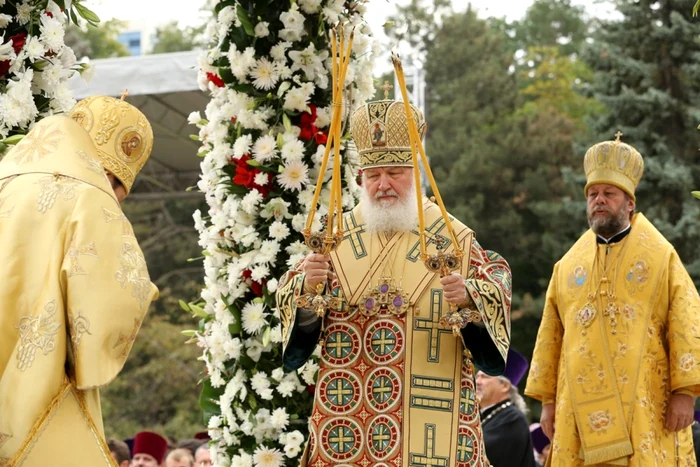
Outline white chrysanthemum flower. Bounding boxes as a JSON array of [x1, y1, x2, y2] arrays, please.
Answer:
[[229, 45, 256, 81], [250, 264, 269, 281], [282, 87, 309, 112], [254, 21, 270, 38], [277, 380, 295, 398], [277, 160, 309, 191], [299, 360, 319, 385], [253, 446, 284, 467], [268, 221, 290, 241], [259, 240, 280, 261], [241, 189, 263, 215], [0, 13, 11, 28], [231, 452, 254, 467], [267, 278, 279, 293], [23, 36, 46, 62], [16, 1, 32, 25], [40, 14, 64, 51], [233, 134, 253, 159], [285, 240, 307, 256], [254, 172, 270, 186], [280, 138, 304, 161], [270, 41, 291, 62], [315, 106, 331, 128], [252, 134, 278, 162], [291, 214, 306, 233], [250, 58, 279, 91], [241, 302, 267, 335], [286, 252, 305, 268], [270, 408, 289, 429]]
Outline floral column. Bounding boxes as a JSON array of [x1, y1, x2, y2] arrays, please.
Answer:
[[191, 1, 375, 465]]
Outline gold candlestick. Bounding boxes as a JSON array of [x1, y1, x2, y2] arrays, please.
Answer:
[[296, 26, 354, 317], [392, 51, 467, 335]]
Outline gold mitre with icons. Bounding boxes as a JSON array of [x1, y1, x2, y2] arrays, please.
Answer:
[[583, 132, 644, 200], [68, 93, 154, 194], [351, 99, 427, 169]]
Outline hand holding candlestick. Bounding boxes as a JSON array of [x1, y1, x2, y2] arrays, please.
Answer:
[[296, 25, 354, 317], [392, 50, 477, 335]]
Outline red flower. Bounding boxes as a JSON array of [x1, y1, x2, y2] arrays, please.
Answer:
[[299, 125, 316, 141], [0, 61, 9, 78], [231, 155, 273, 198], [233, 166, 257, 188], [206, 72, 225, 88], [45, 11, 54, 18], [10, 33, 27, 54], [314, 131, 328, 145], [307, 384, 316, 395], [250, 280, 264, 296], [299, 105, 319, 142], [241, 269, 265, 296]]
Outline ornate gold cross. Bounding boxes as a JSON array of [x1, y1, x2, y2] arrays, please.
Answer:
[[120, 89, 129, 100], [379, 80, 393, 99], [615, 131, 623, 142]]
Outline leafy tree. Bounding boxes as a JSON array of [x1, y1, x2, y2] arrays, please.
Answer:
[[64, 19, 130, 59], [519, 46, 603, 127], [151, 21, 203, 54], [582, 0, 700, 279]]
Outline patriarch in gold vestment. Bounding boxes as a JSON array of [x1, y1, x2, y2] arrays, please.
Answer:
[[525, 135, 700, 466], [277, 99, 512, 467], [0, 95, 158, 466]]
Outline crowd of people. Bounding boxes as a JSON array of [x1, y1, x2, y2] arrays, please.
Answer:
[[108, 431, 211, 467]]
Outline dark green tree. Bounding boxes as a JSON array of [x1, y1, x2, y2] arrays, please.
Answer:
[[582, 0, 700, 278]]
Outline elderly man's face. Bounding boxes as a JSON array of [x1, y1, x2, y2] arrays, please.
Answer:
[[475, 371, 510, 407], [586, 183, 634, 237], [362, 166, 414, 206]]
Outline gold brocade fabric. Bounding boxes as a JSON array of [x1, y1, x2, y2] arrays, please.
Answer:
[[525, 214, 700, 466], [278, 201, 512, 466], [68, 95, 154, 195], [0, 116, 158, 466]]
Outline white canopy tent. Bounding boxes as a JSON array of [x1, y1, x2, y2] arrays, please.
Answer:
[[69, 51, 207, 198]]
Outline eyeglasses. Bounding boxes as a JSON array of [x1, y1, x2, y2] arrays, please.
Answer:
[[198, 461, 212, 467]]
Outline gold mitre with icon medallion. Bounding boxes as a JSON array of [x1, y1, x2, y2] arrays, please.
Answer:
[[583, 133, 644, 200], [68, 94, 154, 194], [351, 99, 426, 168]]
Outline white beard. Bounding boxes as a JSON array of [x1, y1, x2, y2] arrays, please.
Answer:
[[359, 183, 419, 234]]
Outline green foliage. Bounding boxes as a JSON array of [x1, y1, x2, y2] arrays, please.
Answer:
[[582, 0, 700, 279], [64, 19, 130, 59], [518, 46, 603, 126], [151, 21, 204, 54], [101, 315, 204, 440]]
